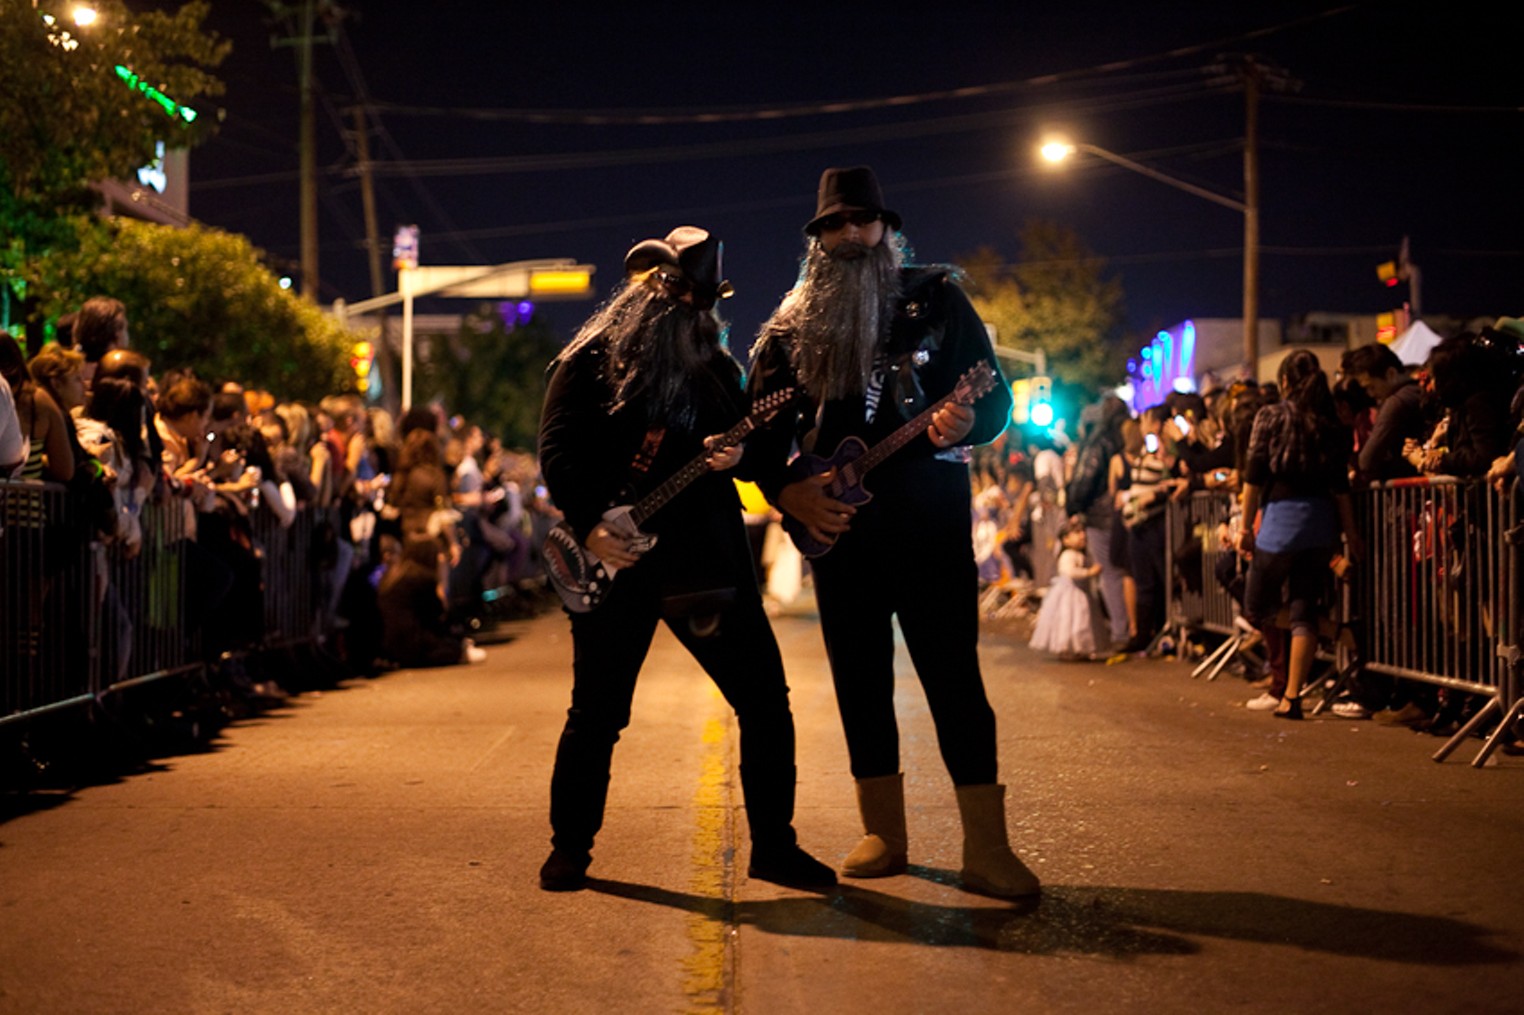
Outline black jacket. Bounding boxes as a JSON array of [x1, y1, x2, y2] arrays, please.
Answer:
[[745, 266, 1012, 506], [538, 336, 755, 598]]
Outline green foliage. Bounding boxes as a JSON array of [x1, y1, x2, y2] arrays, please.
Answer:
[[413, 306, 564, 450], [962, 221, 1128, 395], [34, 218, 352, 401], [0, 1, 227, 265]]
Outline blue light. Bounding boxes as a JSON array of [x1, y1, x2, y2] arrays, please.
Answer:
[[1030, 402, 1054, 428]]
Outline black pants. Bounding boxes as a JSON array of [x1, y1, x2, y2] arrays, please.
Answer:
[[1127, 514, 1167, 641], [810, 461, 998, 786], [547, 566, 798, 856]]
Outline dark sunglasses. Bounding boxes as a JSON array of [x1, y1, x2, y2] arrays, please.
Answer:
[[816, 209, 881, 232]]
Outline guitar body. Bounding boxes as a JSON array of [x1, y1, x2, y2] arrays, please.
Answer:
[[780, 437, 876, 559], [539, 386, 796, 614], [542, 506, 658, 614], [775, 362, 999, 560]]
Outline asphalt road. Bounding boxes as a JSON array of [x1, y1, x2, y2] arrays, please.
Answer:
[[2, 596, 1521, 1014]]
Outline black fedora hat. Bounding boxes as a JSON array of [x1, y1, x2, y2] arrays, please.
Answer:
[[624, 226, 734, 309], [804, 165, 902, 235]]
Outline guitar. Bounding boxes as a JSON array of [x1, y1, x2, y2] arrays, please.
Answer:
[[781, 361, 999, 558], [542, 387, 797, 614]]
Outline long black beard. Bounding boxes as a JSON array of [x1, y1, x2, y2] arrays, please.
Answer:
[[559, 282, 724, 422], [762, 233, 904, 401]]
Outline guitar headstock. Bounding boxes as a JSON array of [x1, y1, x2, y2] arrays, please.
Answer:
[[951, 362, 998, 405], [750, 386, 799, 424]]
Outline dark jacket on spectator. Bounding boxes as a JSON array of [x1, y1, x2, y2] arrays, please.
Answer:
[[1358, 375, 1424, 480]]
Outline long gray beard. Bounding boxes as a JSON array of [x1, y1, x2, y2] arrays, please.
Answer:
[[559, 282, 723, 420], [765, 233, 904, 401]]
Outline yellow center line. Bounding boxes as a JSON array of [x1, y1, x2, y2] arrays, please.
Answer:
[[682, 686, 736, 1013]]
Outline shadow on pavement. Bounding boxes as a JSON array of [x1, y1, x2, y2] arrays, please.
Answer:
[[587, 877, 1518, 963]]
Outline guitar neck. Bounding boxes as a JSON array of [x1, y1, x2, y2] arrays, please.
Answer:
[[628, 416, 756, 527], [855, 394, 959, 475]]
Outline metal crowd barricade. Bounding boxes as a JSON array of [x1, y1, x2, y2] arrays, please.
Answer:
[[1352, 478, 1520, 766], [251, 504, 325, 649], [1, 480, 95, 721], [1164, 479, 1522, 767], [3, 480, 338, 729], [99, 496, 201, 694]]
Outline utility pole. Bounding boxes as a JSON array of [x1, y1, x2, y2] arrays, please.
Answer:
[[354, 104, 384, 298], [269, 0, 331, 301], [353, 101, 396, 410], [298, 0, 318, 300], [1242, 58, 1260, 379]]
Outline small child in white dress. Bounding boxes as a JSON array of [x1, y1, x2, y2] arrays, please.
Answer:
[[1029, 521, 1105, 658]]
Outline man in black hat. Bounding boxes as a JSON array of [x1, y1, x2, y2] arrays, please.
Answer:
[[536, 226, 835, 892], [746, 168, 1039, 898]]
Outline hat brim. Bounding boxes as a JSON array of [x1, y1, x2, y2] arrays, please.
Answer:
[[624, 238, 679, 275], [804, 204, 901, 236]]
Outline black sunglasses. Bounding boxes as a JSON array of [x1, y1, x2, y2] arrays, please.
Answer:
[[816, 209, 881, 232]]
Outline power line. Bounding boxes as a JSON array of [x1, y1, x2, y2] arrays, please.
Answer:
[[354, 6, 1356, 127], [353, 81, 1233, 180]]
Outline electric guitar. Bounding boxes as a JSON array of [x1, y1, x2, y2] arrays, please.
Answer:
[[542, 387, 797, 614], [781, 361, 999, 558]]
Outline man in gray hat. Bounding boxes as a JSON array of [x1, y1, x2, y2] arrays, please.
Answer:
[[746, 168, 1039, 898], [536, 226, 835, 892]]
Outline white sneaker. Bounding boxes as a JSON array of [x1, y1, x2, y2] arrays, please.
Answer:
[[1246, 692, 1281, 711], [1330, 700, 1370, 719], [464, 640, 487, 664]]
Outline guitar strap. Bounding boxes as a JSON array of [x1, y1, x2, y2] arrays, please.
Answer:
[[629, 426, 665, 477]]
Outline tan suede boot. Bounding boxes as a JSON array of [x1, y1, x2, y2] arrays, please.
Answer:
[[842, 773, 908, 877], [955, 783, 1040, 898]]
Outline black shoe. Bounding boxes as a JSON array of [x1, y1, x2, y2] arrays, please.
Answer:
[[748, 843, 837, 890], [539, 849, 590, 891], [1273, 697, 1303, 721]]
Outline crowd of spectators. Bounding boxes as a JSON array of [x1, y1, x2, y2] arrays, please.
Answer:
[[970, 320, 1524, 746], [1, 295, 561, 706]]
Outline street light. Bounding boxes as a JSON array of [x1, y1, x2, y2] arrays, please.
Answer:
[[1041, 137, 1260, 377]]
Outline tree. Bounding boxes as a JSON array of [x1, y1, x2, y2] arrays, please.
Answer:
[[961, 221, 1127, 395], [1, 1, 227, 321], [34, 217, 352, 401], [413, 305, 565, 449]]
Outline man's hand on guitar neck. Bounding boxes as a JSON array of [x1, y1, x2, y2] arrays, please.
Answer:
[[928, 402, 975, 449], [704, 435, 743, 471], [779, 470, 856, 548]]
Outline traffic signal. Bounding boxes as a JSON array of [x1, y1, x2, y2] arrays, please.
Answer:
[[1011, 378, 1031, 424], [1029, 375, 1054, 428], [349, 340, 374, 393], [1377, 260, 1399, 287]]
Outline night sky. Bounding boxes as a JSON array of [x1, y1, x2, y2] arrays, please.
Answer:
[[142, 0, 1522, 357]]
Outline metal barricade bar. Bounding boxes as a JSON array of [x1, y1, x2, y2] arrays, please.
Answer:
[[1167, 479, 1521, 764]]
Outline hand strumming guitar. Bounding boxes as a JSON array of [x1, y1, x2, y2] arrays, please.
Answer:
[[779, 470, 856, 549], [586, 522, 643, 570]]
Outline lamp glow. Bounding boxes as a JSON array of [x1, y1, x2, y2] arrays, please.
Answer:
[[1040, 141, 1076, 164]]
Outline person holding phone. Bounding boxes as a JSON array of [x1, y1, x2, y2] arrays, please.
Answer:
[[1118, 405, 1179, 651]]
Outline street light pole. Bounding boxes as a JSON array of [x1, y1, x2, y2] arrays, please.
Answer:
[[1041, 137, 1258, 379]]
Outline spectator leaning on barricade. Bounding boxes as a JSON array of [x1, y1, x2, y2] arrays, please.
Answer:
[[1404, 332, 1516, 480], [1340, 342, 1426, 482], [1, 369, 24, 480], [0, 332, 73, 483], [1236, 349, 1362, 720], [28, 343, 118, 540], [72, 296, 130, 393]]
